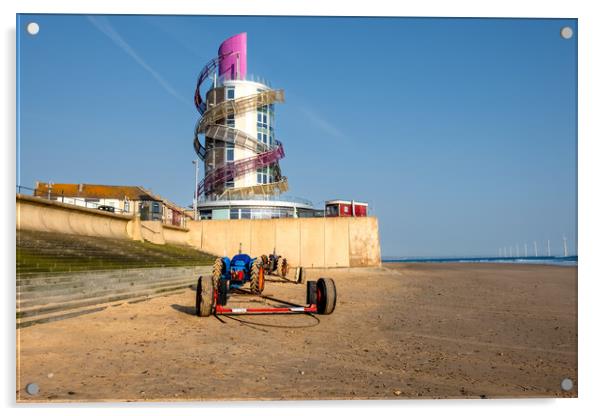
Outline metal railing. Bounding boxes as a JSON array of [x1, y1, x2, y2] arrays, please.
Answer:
[[215, 73, 273, 89], [198, 192, 313, 207]]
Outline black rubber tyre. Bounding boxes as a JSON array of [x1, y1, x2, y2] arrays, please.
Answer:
[[306, 280, 317, 305], [195, 275, 214, 317], [217, 278, 228, 306], [296, 267, 305, 284], [261, 254, 269, 269], [317, 278, 337, 315], [250, 261, 265, 294], [276, 257, 289, 277], [212, 257, 223, 290]]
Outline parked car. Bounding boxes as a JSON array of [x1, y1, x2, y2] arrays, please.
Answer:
[[97, 205, 115, 213]]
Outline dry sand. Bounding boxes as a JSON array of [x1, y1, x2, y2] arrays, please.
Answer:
[[16, 263, 577, 402]]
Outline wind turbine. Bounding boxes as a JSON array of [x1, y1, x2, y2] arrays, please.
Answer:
[[533, 241, 538, 257]]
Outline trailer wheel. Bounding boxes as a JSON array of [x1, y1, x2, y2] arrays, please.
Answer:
[[306, 280, 317, 305], [212, 257, 224, 290], [317, 278, 337, 315], [276, 257, 289, 277], [250, 261, 265, 294], [195, 275, 214, 317], [217, 278, 228, 306]]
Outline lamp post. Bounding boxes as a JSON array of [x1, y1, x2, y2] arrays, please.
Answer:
[[193, 159, 199, 221]]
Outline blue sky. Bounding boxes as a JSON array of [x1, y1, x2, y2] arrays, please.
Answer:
[[16, 15, 577, 257]]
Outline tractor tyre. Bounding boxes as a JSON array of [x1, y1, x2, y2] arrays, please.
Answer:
[[217, 278, 228, 306], [250, 261, 265, 294], [276, 257, 289, 278], [296, 267, 305, 284], [317, 278, 337, 315], [212, 257, 224, 291], [195, 275, 214, 317], [306, 281, 317, 305], [261, 255, 269, 269]]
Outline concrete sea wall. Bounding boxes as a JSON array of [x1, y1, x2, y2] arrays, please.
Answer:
[[16, 195, 191, 246], [17, 194, 132, 240], [16, 194, 381, 267], [186, 216, 381, 268]]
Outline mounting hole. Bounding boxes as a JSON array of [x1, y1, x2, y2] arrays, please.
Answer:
[[26, 22, 40, 36], [25, 383, 39, 395], [560, 26, 573, 40], [561, 378, 574, 391]]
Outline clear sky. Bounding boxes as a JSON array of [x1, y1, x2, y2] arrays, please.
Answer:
[[16, 15, 577, 257]]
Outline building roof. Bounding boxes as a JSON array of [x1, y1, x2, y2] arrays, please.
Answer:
[[35, 182, 159, 201], [34, 182, 187, 214], [161, 197, 188, 215]]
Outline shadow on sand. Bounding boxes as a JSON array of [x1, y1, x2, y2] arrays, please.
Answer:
[[171, 304, 196, 316]]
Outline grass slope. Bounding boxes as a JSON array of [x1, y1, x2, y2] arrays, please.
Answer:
[[17, 230, 214, 275]]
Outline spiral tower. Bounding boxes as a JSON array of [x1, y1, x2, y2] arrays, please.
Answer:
[[193, 33, 314, 220]]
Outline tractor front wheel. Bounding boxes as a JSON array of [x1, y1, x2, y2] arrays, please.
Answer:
[[316, 278, 337, 315], [250, 261, 265, 294], [195, 275, 214, 317]]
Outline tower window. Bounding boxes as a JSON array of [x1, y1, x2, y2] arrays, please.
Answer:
[[226, 113, 235, 128], [226, 143, 234, 161], [256, 166, 270, 184], [226, 87, 235, 100]]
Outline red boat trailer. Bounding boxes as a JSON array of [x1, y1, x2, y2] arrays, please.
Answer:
[[195, 275, 336, 317], [215, 304, 318, 315]]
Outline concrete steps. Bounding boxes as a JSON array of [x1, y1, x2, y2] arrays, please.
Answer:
[[16, 265, 213, 328], [17, 276, 197, 307], [16, 290, 190, 329]]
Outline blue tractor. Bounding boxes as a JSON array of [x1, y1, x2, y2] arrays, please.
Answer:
[[196, 252, 265, 317]]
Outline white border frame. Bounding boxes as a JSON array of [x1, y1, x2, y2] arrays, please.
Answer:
[[3, 1, 600, 415]]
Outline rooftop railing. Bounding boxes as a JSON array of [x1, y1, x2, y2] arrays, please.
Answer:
[[215, 73, 273, 89], [198, 192, 313, 207]]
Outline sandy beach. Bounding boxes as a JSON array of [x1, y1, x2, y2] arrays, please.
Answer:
[[16, 262, 577, 402]]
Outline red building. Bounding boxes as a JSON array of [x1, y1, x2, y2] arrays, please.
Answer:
[[325, 200, 368, 217]]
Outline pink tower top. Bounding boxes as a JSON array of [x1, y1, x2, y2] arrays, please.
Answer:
[[218, 32, 247, 81]]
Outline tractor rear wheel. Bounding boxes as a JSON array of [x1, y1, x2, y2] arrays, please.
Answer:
[[250, 261, 265, 294], [195, 275, 214, 317], [276, 257, 289, 277], [316, 278, 337, 315], [212, 257, 223, 290]]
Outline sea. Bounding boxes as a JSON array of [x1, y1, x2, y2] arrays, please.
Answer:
[[382, 256, 578, 267]]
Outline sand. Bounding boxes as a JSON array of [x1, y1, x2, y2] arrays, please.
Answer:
[[16, 263, 577, 402]]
